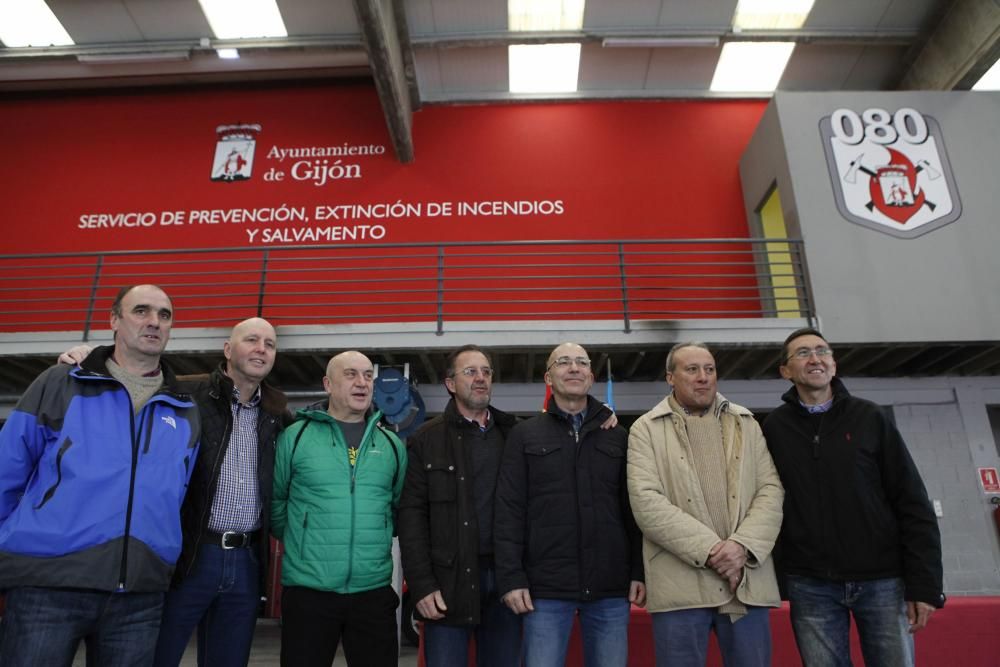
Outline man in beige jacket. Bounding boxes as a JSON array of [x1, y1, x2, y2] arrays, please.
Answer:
[[627, 342, 783, 667]]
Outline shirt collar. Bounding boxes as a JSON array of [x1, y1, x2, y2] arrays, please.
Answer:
[[799, 397, 833, 414], [462, 409, 491, 432], [232, 384, 262, 407]]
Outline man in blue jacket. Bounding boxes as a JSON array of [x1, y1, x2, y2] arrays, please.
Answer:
[[0, 284, 200, 666], [763, 327, 944, 667]]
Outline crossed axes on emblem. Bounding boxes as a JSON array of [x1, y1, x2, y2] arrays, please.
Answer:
[[843, 153, 941, 212]]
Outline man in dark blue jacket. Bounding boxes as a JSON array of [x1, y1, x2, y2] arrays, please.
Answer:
[[0, 285, 200, 666], [763, 327, 944, 667], [495, 342, 644, 667]]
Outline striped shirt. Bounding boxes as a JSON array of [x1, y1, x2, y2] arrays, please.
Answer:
[[207, 385, 261, 533]]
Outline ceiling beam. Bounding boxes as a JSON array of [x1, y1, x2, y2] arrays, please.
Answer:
[[898, 0, 1000, 90], [409, 28, 920, 49], [352, 0, 414, 163]]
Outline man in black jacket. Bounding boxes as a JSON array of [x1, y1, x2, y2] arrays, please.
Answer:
[[495, 342, 644, 667], [762, 327, 944, 667], [59, 316, 290, 667], [398, 344, 522, 667], [154, 317, 291, 667]]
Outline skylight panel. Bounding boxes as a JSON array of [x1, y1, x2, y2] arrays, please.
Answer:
[[508, 0, 585, 31], [971, 57, 1000, 90], [198, 0, 287, 39], [0, 0, 74, 47], [710, 42, 795, 93], [509, 43, 581, 93], [733, 0, 815, 30]]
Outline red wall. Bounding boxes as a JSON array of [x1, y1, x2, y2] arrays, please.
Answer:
[[0, 85, 766, 254]]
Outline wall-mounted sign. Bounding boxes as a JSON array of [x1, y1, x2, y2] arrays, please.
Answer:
[[210, 124, 261, 182], [820, 107, 962, 238], [0, 87, 766, 254], [980, 467, 1000, 494]]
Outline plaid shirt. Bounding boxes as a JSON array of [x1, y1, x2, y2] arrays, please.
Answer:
[[207, 385, 262, 533]]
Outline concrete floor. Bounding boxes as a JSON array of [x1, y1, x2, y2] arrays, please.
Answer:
[[72, 620, 421, 666]]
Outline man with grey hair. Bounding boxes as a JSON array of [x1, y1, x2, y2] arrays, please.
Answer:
[[0, 285, 200, 666], [628, 341, 783, 667]]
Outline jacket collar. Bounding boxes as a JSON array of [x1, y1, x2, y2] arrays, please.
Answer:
[[77, 344, 180, 388], [779, 376, 850, 410], [646, 392, 748, 420], [443, 397, 517, 429], [544, 394, 612, 427], [208, 363, 288, 416]]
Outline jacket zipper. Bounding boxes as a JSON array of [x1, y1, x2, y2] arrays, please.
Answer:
[[345, 429, 356, 589], [343, 418, 378, 592], [118, 401, 148, 590]]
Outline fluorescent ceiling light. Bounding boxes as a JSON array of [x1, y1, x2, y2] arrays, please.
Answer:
[[198, 0, 287, 39], [972, 57, 1000, 90], [216, 48, 240, 59], [711, 42, 795, 92], [508, 0, 585, 31], [0, 0, 74, 47], [77, 51, 191, 64], [602, 37, 719, 48], [509, 43, 581, 93], [733, 0, 815, 30]]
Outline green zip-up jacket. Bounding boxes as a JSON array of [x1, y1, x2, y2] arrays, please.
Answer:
[[272, 408, 405, 593]]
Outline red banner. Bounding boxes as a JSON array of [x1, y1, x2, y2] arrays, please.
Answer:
[[0, 85, 765, 254]]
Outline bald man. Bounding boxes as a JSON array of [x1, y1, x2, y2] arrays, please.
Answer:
[[153, 318, 291, 667], [272, 351, 406, 667]]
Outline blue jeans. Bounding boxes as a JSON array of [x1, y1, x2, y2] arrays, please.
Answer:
[[651, 605, 771, 667], [0, 586, 163, 666], [423, 565, 521, 667], [152, 544, 260, 667], [787, 575, 914, 667], [522, 596, 630, 667]]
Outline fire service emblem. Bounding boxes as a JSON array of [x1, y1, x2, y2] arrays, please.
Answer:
[[820, 107, 961, 238], [211, 123, 261, 182]]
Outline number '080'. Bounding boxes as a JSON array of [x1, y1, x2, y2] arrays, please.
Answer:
[[830, 107, 928, 146]]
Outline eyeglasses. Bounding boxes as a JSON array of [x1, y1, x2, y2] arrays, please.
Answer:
[[788, 346, 833, 361], [453, 366, 493, 378], [548, 356, 592, 370]]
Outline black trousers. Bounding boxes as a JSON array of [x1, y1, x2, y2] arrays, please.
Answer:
[[280, 585, 399, 667]]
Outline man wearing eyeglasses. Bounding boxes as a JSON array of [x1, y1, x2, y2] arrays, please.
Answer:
[[495, 342, 645, 667], [398, 345, 522, 666], [627, 341, 783, 667], [762, 328, 944, 667]]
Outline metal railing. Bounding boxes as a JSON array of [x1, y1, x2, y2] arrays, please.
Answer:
[[0, 238, 814, 336]]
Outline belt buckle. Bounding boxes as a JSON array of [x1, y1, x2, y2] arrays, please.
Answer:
[[221, 531, 243, 549]]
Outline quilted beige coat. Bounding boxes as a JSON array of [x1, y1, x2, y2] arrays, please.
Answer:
[[627, 394, 784, 613]]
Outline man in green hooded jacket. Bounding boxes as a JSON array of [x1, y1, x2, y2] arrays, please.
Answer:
[[272, 350, 406, 667]]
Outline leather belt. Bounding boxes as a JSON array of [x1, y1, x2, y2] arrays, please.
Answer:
[[206, 530, 256, 549]]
